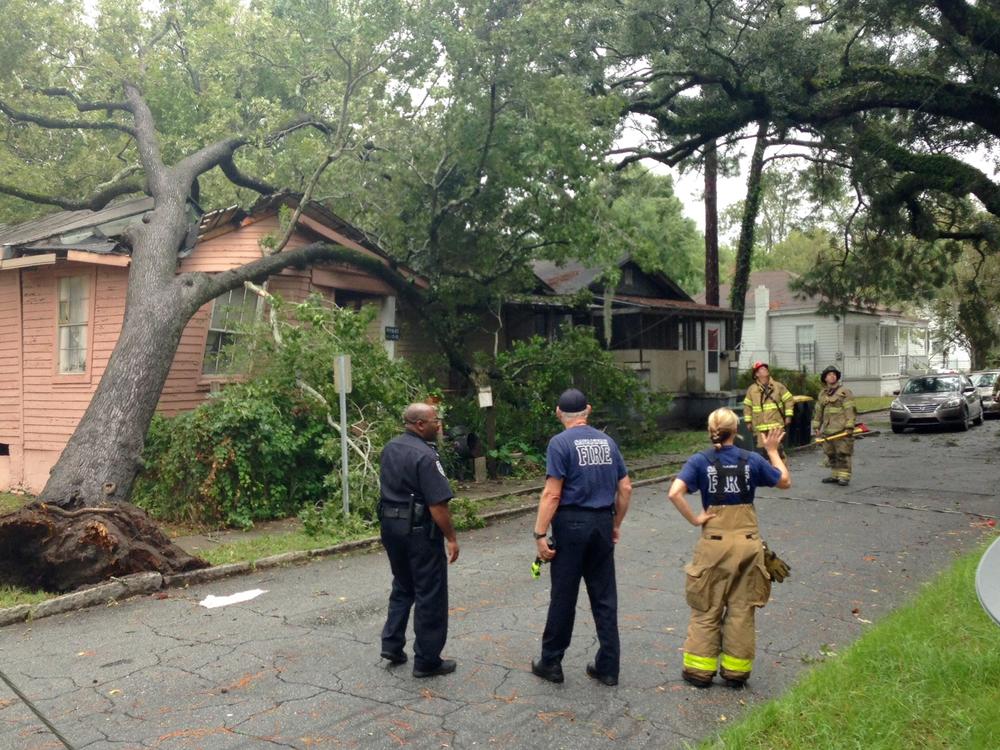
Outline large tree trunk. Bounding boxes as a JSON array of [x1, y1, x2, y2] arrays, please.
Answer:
[[704, 139, 720, 307], [730, 121, 769, 353]]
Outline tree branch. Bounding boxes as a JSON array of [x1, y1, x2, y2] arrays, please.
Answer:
[[0, 175, 146, 211], [0, 100, 135, 136]]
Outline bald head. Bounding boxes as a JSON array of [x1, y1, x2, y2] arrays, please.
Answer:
[[403, 403, 436, 423], [403, 402, 441, 440]]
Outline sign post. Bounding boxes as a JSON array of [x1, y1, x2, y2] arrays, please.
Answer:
[[334, 354, 352, 516]]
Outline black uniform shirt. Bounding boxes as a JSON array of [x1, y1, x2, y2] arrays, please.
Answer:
[[379, 431, 454, 506]]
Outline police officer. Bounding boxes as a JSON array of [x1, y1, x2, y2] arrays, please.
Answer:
[[378, 402, 460, 678], [530, 389, 632, 686], [813, 365, 856, 486], [743, 362, 794, 459], [668, 408, 790, 688]]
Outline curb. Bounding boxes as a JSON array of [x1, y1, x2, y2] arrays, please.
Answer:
[[0, 437, 845, 628], [0, 467, 684, 629]]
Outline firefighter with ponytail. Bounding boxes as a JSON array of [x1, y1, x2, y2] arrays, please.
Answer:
[[667, 408, 791, 689]]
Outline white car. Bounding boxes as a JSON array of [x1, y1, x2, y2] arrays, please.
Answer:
[[972, 371, 1000, 417]]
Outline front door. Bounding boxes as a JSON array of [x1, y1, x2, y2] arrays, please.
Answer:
[[706, 322, 721, 391]]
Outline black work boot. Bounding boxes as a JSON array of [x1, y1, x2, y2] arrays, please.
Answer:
[[821, 476, 839, 484], [681, 670, 713, 689], [531, 659, 565, 684], [413, 659, 457, 678]]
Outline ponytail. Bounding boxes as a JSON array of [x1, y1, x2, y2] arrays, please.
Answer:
[[707, 408, 739, 451]]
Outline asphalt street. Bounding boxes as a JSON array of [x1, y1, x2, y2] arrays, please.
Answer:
[[1, 419, 997, 750]]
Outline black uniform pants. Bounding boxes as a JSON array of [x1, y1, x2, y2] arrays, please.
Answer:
[[380, 515, 448, 671], [540, 506, 620, 678]]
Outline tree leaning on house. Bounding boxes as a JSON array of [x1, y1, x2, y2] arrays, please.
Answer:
[[0, 0, 439, 590]]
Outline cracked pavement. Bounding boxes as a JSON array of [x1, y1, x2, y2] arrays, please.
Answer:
[[2, 420, 997, 749]]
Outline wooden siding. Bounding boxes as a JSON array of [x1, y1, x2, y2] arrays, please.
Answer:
[[0, 271, 23, 446], [20, 262, 127, 452]]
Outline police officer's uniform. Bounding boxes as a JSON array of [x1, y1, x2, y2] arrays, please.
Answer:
[[378, 431, 453, 673], [675, 446, 782, 687]]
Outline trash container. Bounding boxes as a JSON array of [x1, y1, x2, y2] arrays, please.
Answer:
[[787, 396, 815, 448], [735, 414, 756, 450]]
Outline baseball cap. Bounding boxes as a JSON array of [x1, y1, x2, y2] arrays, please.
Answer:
[[557, 388, 588, 412]]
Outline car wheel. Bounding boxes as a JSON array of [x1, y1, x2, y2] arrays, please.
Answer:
[[958, 407, 970, 431], [891, 424, 904, 434], [973, 408, 984, 426]]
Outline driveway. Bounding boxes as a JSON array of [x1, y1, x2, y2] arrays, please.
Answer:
[[1, 421, 996, 749]]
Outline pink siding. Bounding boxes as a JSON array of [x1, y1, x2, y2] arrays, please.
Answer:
[[2, 216, 396, 492], [0, 272, 23, 449]]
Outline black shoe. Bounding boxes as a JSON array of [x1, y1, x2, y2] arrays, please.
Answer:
[[838, 478, 850, 486], [821, 477, 839, 484], [531, 659, 565, 684], [586, 663, 618, 686], [681, 670, 713, 689], [722, 676, 747, 689], [380, 650, 407, 665], [413, 658, 456, 678]]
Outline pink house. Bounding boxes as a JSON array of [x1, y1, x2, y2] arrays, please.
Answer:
[[0, 195, 428, 493]]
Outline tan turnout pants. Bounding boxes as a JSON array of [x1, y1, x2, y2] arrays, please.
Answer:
[[822, 435, 853, 481], [682, 504, 771, 684]]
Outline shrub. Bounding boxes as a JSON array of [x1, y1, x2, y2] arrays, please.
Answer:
[[736, 365, 821, 397], [485, 326, 669, 455], [133, 295, 425, 529]]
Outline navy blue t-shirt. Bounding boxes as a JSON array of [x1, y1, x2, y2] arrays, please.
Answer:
[[676, 445, 781, 510], [545, 425, 627, 509]]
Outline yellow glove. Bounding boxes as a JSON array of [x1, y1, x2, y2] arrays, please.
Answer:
[[762, 542, 790, 583]]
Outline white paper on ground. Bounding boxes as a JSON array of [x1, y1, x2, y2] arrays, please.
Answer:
[[199, 589, 268, 609]]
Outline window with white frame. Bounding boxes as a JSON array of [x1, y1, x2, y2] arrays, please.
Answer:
[[880, 326, 898, 355], [57, 276, 89, 374], [202, 287, 260, 375]]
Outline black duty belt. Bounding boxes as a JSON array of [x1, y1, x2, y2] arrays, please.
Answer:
[[707, 533, 756, 540], [381, 505, 412, 519]]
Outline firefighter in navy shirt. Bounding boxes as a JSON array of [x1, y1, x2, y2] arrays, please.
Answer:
[[530, 389, 633, 686], [667, 407, 790, 689], [378, 402, 459, 678]]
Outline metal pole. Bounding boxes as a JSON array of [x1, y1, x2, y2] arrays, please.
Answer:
[[338, 355, 350, 516]]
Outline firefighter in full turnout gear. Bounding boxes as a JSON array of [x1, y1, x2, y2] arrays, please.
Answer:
[[743, 362, 794, 458], [667, 408, 791, 689], [813, 365, 856, 486]]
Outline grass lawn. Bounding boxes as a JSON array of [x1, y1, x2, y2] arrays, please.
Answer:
[[702, 539, 1000, 750], [854, 395, 894, 413], [625, 429, 706, 460], [199, 528, 376, 566], [0, 492, 30, 514]]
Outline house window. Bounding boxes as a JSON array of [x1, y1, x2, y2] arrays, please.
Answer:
[[57, 276, 89, 373], [795, 325, 815, 371], [203, 287, 260, 375], [880, 326, 898, 355], [853, 325, 862, 356]]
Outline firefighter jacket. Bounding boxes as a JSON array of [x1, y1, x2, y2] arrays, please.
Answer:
[[812, 384, 856, 436], [743, 380, 794, 436]]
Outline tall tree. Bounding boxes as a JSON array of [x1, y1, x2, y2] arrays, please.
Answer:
[[704, 139, 719, 306], [0, 0, 440, 586]]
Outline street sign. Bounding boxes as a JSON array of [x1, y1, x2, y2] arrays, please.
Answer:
[[333, 354, 352, 394], [335, 354, 351, 516], [384, 326, 400, 341], [976, 535, 1000, 627], [477, 386, 493, 408]]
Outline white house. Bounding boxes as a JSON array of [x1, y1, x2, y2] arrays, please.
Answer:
[[699, 271, 931, 396]]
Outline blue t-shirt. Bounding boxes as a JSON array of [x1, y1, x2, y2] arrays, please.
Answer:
[[676, 445, 781, 510], [545, 425, 628, 509]]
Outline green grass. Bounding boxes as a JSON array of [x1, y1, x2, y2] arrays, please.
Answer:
[[0, 585, 50, 609], [0, 492, 30, 514], [702, 540, 1000, 750], [854, 395, 894, 413], [625, 429, 706, 460], [199, 528, 377, 566]]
